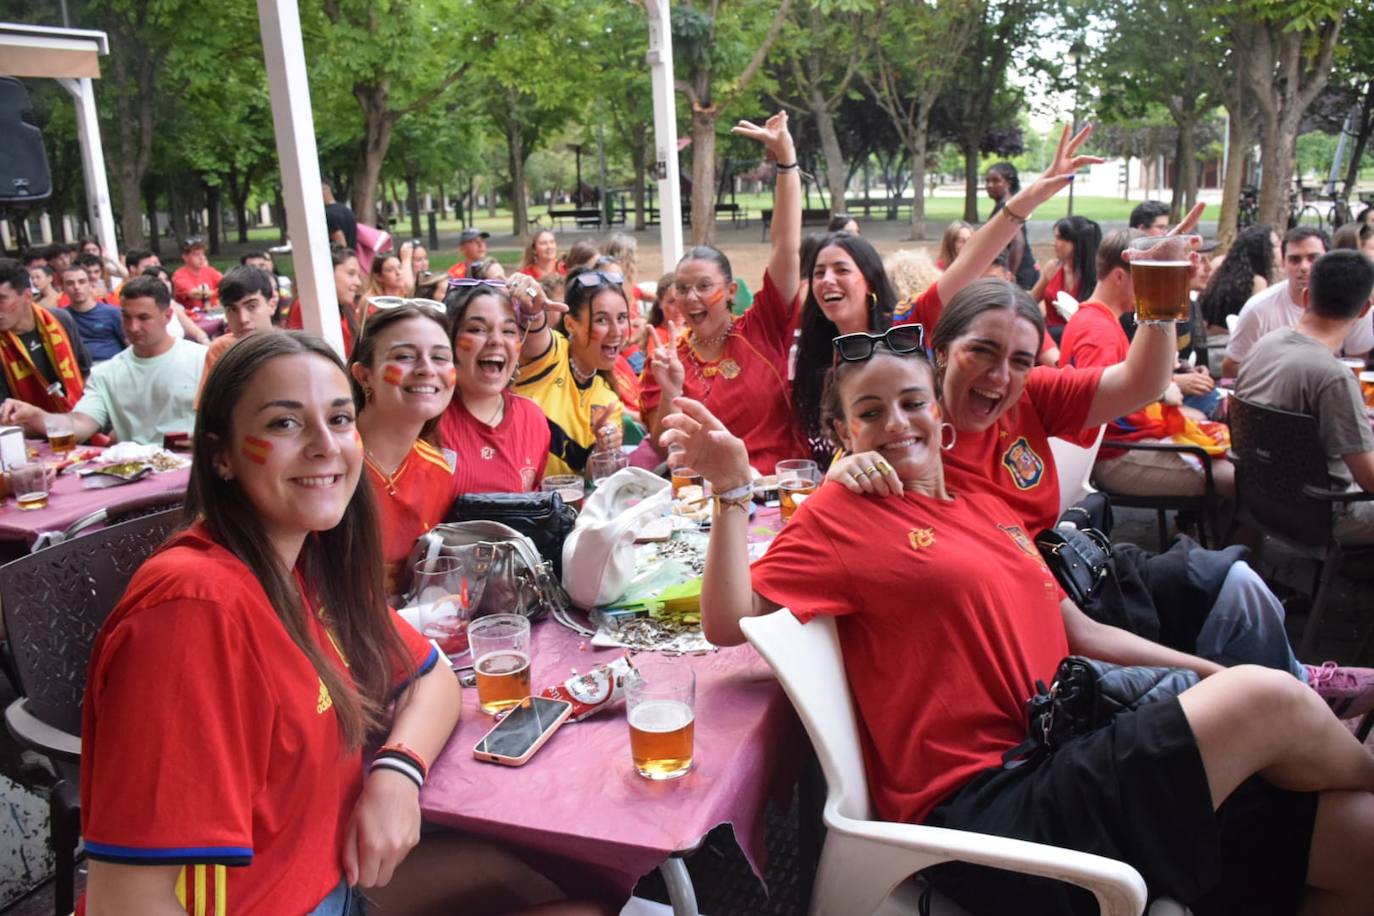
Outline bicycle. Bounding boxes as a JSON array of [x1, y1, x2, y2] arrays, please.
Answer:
[[1237, 185, 1259, 229], [1288, 182, 1325, 231]]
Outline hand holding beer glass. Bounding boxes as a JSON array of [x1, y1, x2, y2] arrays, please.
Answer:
[[776, 459, 820, 523], [1126, 233, 1199, 325], [468, 614, 532, 715], [44, 413, 76, 456], [626, 660, 695, 780]]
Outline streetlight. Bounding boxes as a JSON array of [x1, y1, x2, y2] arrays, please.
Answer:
[[1068, 40, 1085, 217]]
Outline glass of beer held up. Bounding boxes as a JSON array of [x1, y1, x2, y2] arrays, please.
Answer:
[[626, 659, 695, 780], [468, 614, 532, 715], [776, 459, 820, 523], [1127, 234, 1198, 324]]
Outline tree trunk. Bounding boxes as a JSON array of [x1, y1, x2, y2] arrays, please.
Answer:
[[907, 123, 930, 241], [689, 108, 719, 246], [351, 82, 395, 227], [143, 184, 160, 256], [813, 97, 848, 217], [437, 180, 447, 220], [961, 135, 980, 222], [205, 182, 222, 255], [273, 190, 287, 244], [505, 115, 528, 238], [1216, 112, 1250, 246], [1341, 81, 1374, 200], [406, 171, 422, 240]]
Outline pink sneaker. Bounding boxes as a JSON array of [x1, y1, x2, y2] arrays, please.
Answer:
[[1305, 662, 1374, 719]]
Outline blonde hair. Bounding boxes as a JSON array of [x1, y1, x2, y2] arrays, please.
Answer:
[[884, 248, 941, 303], [937, 220, 973, 268]]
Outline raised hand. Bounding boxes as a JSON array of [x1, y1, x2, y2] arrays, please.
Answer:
[[731, 111, 796, 165], [1017, 123, 1105, 211], [649, 319, 685, 394], [658, 397, 752, 491]]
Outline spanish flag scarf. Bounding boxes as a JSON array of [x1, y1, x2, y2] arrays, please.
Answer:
[[0, 304, 84, 411]]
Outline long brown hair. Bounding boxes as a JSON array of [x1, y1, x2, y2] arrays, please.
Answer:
[[347, 303, 451, 442], [190, 330, 416, 749]]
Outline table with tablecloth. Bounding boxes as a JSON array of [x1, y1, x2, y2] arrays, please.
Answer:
[[420, 507, 804, 906]]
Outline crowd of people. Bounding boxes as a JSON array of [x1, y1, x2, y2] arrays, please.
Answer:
[[2, 109, 1374, 915]]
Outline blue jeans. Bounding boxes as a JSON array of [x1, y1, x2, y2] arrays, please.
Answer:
[[1183, 388, 1223, 420], [308, 878, 365, 916], [1194, 561, 1307, 681]]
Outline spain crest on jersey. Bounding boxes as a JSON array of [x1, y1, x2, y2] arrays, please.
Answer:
[[1000, 436, 1044, 490]]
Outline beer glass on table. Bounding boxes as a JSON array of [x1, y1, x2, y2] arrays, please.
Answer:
[[587, 449, 628, 487], [468, 614, 532, 715], [44, 413, 75, 456], [1127, 234, 1197, 324], [11, 463, 48, 511], [541, 475, 585, 512], [670, 466, 705, 500], [626, 659, 695, 780], [776, 459, 820, 523], [411, 555, 473, 658]]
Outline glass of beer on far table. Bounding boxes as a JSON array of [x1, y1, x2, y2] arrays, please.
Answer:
[[626, 659, 695, 780], [1127, 234, 1197, 324], [468, 614, 532, 715], [44, 413, 76, 456], [776, 459, 820, 523]]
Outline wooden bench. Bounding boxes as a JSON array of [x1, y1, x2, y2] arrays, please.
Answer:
[[715, 202, 746, 227], [845, 197, 914, 220], [760, 207, 833, 241], [547, 207, 604, 230]]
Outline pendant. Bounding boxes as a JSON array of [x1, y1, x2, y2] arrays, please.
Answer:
[[719, 358, 741, 380]]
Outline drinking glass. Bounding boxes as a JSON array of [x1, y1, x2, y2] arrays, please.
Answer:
[[670, 466, 705, 500], [11, 463, 48, 511], [776, 459, 820, 523], [541, 474, 585, 512], [468, 614, 532, 715], [1127, 235, 1197, 324], [43, 414, 75, 456], [626, 660, 696, 780], [411, 555, 473, 658], [587, 449, 628, 485]]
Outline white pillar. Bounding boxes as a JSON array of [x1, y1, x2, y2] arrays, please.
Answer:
[[645, 0, 683, 268], [38, 212, 53, 244], [56, 77, 117, 256], [256, 0, 343, 355]]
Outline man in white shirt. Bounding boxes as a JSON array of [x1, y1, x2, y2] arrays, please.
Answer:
[[0, 275, 206, 444], [1222, 226, 1372, 377]]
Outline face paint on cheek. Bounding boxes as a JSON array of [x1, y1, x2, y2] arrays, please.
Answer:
[[242, 435, 272, 465], [443, 367, 458, 387], [381, 364, 404, 386], [456, 336, 477, 352], [704, 288, 728, 309]]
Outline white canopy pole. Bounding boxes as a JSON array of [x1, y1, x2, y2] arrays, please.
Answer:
[[255, 0, 342, 355], [644, 0, 683, 268], [55, 77, 116, 255]]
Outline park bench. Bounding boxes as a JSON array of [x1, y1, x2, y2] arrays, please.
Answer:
[[760, 206, 832, 241], [846, 197, 914, 220], [547, 206, 604, 230], [715, 202, 746, 226]]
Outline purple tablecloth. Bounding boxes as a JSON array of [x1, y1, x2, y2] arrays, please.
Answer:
[[194, 314, 227, 339], [421, 517, 802, 902], [0, 445, 189, 553]]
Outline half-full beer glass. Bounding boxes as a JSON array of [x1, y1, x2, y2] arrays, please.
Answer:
[[626, 660, 695, 780], [468, 614, 532, 715], [1128, 234, 1196, 324], [776, 459, 820, 523]]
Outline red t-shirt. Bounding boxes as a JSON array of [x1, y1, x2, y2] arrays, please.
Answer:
[[1041, 264, 1073, 329], [893, 284, 941, 329], [286, 298, 356, 358], [514, 263, 566, 281], [639, 271, 807, 474], [366, 438, 462, 594], [436, 390, 551, 494], [613, 353, 642, 415], [80, 524, 436, 915], [942, 364, 1102, 534], [171, 264, 224, 309], [1058, 300, 1137, 457], [751, 484, 1068, 825]]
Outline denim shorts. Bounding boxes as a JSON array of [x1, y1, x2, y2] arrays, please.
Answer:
[[308, 878, 366, 916]]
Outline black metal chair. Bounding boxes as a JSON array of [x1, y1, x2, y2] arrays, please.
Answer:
[[0, 508, 181, 916], [1097, 440, 1222, 551], [1227, 396, 1374, 660]]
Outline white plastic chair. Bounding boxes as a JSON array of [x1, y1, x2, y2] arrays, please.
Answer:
[[741, 609, 1189, 916], [1049, 425, 1107, 517]]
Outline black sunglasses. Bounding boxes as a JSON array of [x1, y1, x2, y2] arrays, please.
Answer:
[[832, 324, 925, 363]]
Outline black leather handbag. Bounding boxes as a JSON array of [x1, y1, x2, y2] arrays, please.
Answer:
[[1004, 656, 1199, 767], [1035, 525, 1112, 607], [446, 492, 578, 578]]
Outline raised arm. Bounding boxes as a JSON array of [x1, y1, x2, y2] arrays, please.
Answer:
[[509, 274, 568, 366], [935, 124, 1104, 304], [733, 112, 801, 305], [659, 398, 779, 646], [398, 242, 417, 297]]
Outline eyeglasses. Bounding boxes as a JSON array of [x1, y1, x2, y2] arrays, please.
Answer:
[[570, 270, 625, 289], [832, 324, 925, 363], [368, 296, 447, 317], [672, 279, 725, 298], [447, 277, 507, 290]]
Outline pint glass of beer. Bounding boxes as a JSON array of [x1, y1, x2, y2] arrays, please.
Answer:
[[626, 660, 695, 780], [776, 459, 820, 523], [1127, 234, 1197, 324], [541, 475, 585, 512], [468, 614, 532, 715], [44, 413, 76, 456]]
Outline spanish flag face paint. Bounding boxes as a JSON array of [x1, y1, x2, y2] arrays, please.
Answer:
[[443, 366, 458, 387], [381, 364, 404, 386], [704, 287, 728, 309], [242, 435, 272, 465]]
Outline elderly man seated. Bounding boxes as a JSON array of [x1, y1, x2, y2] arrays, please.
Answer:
[[0, 275, 205, 445], [0, 258, 90, 409], [1234, 249, 1374, 545], [1058, 229, 1234, 501]]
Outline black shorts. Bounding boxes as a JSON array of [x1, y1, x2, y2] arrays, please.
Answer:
[[923, 699, 1318, 916]]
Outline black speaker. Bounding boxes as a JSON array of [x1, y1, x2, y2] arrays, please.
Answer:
[[0, 78, 52, 204]]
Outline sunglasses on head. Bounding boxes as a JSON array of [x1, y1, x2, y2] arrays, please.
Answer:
[[569, 269, 625, 289], [368, 296, 446, 317], [447, 277, 507, 291], [832, 324, 925, 363]]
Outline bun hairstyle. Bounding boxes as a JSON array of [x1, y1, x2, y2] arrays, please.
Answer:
[[930, 278, 1045, 390]]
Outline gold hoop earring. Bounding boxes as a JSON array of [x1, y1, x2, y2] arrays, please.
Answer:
[[364, 387, 375, 403]]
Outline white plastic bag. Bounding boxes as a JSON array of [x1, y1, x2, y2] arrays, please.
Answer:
[[561, 467, 671, 609]]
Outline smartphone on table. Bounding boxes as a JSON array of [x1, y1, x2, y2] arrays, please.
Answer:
[[473, 696, 572, 766]]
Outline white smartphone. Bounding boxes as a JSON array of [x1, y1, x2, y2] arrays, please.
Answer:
[[473, 696, 572, 766]]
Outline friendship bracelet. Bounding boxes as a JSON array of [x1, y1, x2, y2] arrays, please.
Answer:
[[370, 756, 424, 790], [714, 482, 754, 502], [774, 161, 799, 172], [1001, 203, 1030, 224], [378, 741, 429, 779]]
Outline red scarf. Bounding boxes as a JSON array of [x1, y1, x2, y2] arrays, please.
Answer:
[[0, 304, 84, 411]]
